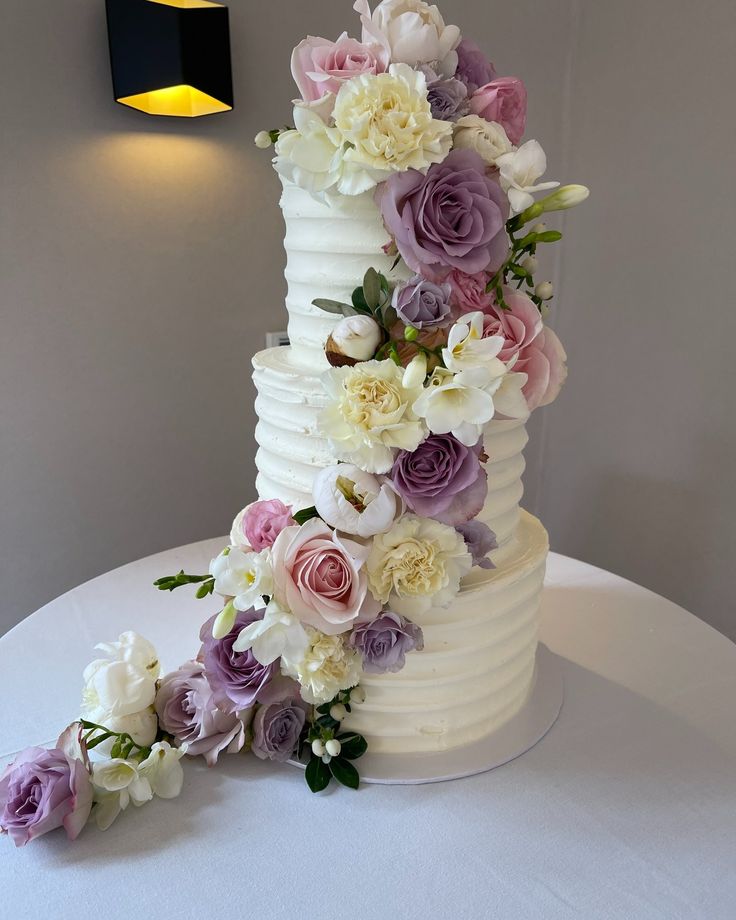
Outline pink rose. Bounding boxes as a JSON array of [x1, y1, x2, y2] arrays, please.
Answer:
[[482, 287, 567, 410], [469, 76, 527, 145], [271, 518, 380, 635], [291, 32, 389, 102], [242, 499, 295, 552], [447, 269, 495, 314]]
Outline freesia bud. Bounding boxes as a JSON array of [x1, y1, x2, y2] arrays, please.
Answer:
[[254, 131, 273, 149], [325, 739, 341, 757], [535, 281, 554, 300], [212, 600, 237, 640], [404, 326, 419, 342], [403, 353, 427, 389], [538, 184, 589, 213]]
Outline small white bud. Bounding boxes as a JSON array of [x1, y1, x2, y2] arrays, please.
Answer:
[[254, 131, 272, 149], [402, 353, 427, 389], [535, 281, 554, 301], [330, 703, 347, 721], [311, 739, 325, 757], [351, 686, 366, 704], [531, 222, 547, 234], [327, 315, 382, 363], [540, 184, 589, 213], [325, 739, 342, 757], [211, 601, 236, 640], [520, 255, 538, 274]]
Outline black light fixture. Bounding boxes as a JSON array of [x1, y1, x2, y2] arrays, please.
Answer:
[[105, 0, 233, 117]]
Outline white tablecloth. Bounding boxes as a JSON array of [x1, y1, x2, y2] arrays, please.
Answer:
[[1, 539, 734, 920]]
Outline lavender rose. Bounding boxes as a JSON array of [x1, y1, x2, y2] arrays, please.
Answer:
[[427, 77, 470, 122], [391, 434, 488, 525], [155, 661, 248, 767], [376, 148, 509, 278], [392, 275, 453, 329], [348, 612, 424, 674], [199, 610, 277, 714], [251, 678, 309, 762], [0, 725, 92, 847], [455, 38, 497, 94], [456, 520, 498, 569]]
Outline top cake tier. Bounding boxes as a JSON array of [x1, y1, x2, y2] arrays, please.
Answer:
[[281, 180, 411, 368]]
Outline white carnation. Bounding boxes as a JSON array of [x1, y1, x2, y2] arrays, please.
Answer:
[[281, 629, 362, 705], [452, 116, 514, 165]]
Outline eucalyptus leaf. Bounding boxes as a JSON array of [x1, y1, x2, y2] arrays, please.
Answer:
[[312, 298, 355, 316], [329, 757, 360, 789], [351, 288, 372, 314], [363, 268, 382, 309], [305, 756, 331, 793]]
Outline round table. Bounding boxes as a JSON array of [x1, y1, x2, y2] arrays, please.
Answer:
[[1, 540, 735, 920]]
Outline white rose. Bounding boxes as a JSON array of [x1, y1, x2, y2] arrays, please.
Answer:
[[334, 64, 452, 178], [319, 359, 427, 474], [81, 632, 159, 722], [327, 315, 383, 362], [367, 514, 472, 617], [209, 546, 272, 612], [453, 116, 514, 165], [281, 629, 362, 705], [312, 464, 400, 537], [496, 140, 559, 215], [356, 0, 461, 77]]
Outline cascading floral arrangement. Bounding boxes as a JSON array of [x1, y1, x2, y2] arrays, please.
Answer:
[[0, 0, 588, 848]]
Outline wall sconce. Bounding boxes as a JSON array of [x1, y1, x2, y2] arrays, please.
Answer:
[[105, 0, 233, 117]]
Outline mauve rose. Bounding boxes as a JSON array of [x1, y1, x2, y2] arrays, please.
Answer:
[[456, 520, 498, 569], [393, 275, 453, 329], [455, 38, 497, 94], [0, 726, 92, 847], [447, 268, 495, 314], [242, 499, 295, 552], [482, 287, 568, 410], [376, 148, 509, 278], [291, 33, 388, 102], [199, 610, 277, 714], [348, 612, 424, 674], [391, 433, 488, 525], [251, 677, 309, 762], [427, 77, 470, 122], [469, 76, 527, 145], [155, 661, 248, 767], [271, 518, 380, 636]]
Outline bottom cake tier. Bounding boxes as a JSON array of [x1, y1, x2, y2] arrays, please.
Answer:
[[343, 511, 548, 754]]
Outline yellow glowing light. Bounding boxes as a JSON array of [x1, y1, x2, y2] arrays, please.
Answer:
[[116, 84, 232, 117], [147, 0, 223, 8]]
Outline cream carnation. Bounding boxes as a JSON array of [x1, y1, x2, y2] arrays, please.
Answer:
[[281, 629, 362, 705], [367, 514, 472, 616], [452, 116, 514, 165], [319, 359, 427, 473], [334, 64, 452, 179]]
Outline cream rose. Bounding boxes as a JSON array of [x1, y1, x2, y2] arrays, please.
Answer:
[[319, 359, 427, 474], [281, 629, 363, 705], [367, 514, 472, 616], [452, 116, 514, 165], [334, 64, 452, 178]]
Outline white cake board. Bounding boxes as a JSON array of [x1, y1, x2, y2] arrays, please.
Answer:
[[289, 643, 564, 785]]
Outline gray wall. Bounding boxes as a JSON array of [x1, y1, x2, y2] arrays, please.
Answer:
[[1, 1, 734, 639]]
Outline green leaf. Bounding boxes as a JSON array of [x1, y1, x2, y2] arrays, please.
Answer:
[[293, 506, 320, 526], [363, 268, 382, 309], [305, 756, 331, 793], [337, 733, 367, 760], [351, 287, 372, 314], [312, 298, 355, 316], [329, 757, 360, 789]]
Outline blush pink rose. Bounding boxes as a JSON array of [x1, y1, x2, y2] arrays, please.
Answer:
[[447, 269, 495, 314], [482, 287, 567, 410], [271, 518, 380, 635], [243, 499, 295, 552], [291, 32, 389, 102], [469, 76, 527, 145]]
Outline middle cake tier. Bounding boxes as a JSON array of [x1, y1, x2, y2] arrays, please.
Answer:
[[253, 345, 529, 561]]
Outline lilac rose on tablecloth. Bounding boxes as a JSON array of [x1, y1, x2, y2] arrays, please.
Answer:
[[376, 148, 509, 278], [250, 677, 310, 762], [391, 433, 488, 525], [348, 612, 424, 673], [199, 610, 277, 714], [392, 275, 453, 329], [0, 724, 93, 847], [456, 520, 498, 570], [155, 661, 249, 766]]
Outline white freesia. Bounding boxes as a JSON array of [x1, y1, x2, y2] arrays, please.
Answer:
[[413, 366, 496, 446], [232, 600, 310, 665], [328, 314, 383, 361], [442, 311, 508, 376], [281, 628, 362, 705], [138, 741, 186, 799], [536, 183, 590, 213], [312, 464, 400, 537], [355, 0, 461, 77], [209, 546, 272, 612], [452, 116, 514, 165], [496, 140, 559, 215], [402, 353, 427, 389], [367, 514, 472, 617], [81, 632, 160, 745], [319, 359, 427, 474], [334, 64, 452, 179]]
